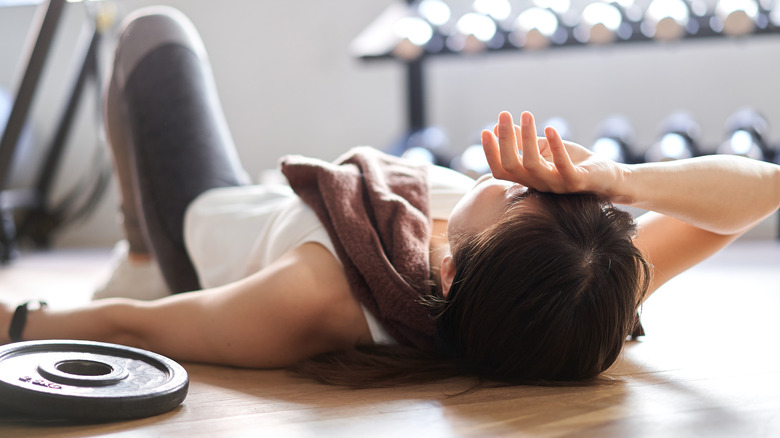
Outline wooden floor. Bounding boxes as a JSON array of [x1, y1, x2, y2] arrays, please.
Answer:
[[0, 239, 778, 437]]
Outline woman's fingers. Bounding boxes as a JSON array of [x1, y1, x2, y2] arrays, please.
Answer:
[[481, 129, 515, 181], [519, 112, 543, 170], [497, 112, 522, 173], [480, 111, 617, 195], [482, 111, 551, 186], [482, 111, 581, 192], [545, 126, 578, 186]]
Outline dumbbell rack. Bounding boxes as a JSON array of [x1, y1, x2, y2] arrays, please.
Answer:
[[353, 0, 780, 237], [354, 0, 780, 133]]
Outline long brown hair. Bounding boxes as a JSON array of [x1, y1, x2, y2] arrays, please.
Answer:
[[292, 190, 651, 387]]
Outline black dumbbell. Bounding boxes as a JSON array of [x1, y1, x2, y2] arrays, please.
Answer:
[[717, 107, 773, 161], [645, 111, 702, 162], [591, 115, 637, 163]]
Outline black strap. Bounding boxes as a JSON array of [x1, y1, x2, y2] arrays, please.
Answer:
[[8, 300, 47, 342]]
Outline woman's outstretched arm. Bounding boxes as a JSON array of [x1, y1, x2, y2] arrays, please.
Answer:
[[614, 156, 778, 234], [615, 155, 778, 293], [481, 110, 780, 295], [1, 243, 372, 367]]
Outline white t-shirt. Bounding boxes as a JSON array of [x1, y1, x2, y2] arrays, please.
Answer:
[[183, 164, 475, 343]]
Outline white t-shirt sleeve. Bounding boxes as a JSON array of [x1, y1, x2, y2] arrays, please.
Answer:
[[183, 163, 475, 345], [184, 184, 336, 289], [427, 165, 475, 220]]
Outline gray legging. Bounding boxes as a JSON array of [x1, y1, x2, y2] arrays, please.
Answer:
[[104, 7, 248, 293]]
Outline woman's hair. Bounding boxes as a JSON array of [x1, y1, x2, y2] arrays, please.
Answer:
[[292, 190, 651, 387]]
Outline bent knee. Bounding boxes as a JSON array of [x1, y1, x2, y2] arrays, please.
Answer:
[[112, 6, 207, 89]]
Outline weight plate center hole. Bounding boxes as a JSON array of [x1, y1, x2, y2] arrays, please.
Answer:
[[56, 360, 113, 376]]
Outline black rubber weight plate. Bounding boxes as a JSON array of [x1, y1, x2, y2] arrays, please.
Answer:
[[0, 340, 188, 421]]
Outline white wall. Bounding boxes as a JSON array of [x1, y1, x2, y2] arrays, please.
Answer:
[[1, 0, 778, 247]]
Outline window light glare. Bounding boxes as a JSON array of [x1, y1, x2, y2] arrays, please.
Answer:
[[473, 0, 512, 21], [402, 147, 436, 164], [646, 0, 690, 25], [533, 0, 571, 15], [582, 2, 622, 31], [643, 0, 690, 39], [592, 138, 623, 162], [515, 7, 559, 36], [394, 16, 434, 46], [772, 6, 780, 26], [690, 0, 709, 16], [717, 0, 759, 19], [729, 130, 754, 155], [418, 0, 451, 26], [457, 12, 498, 41], [716, 0, 760, 35], [659, 133, 688, 158], [460, 145, 490, 173]]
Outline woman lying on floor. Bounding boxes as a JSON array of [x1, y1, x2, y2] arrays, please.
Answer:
[[2, 7, 779, 387]]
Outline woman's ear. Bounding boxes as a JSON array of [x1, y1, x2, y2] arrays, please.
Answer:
[[440, 255, 456, 298]]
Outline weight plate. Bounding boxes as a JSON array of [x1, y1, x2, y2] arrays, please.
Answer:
[[0, 340, 188, 421]]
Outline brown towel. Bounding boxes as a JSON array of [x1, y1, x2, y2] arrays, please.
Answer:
[[280, 147, 436, 349]]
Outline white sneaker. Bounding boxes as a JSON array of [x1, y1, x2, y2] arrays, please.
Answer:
[[92, 240, 171, 301]]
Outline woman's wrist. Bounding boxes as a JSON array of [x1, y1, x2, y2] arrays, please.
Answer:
[[4, 300, 47, 344], [601, 162, 635, 206]]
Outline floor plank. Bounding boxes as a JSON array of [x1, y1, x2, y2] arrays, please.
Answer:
[[0, 240, 778, 437]]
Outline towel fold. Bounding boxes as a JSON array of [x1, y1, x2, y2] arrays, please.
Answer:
[[280, 147, 436, 349]]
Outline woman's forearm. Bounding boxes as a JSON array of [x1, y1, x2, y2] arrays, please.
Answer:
[[20, 299, 152, 349], [13, 294, 219, 363], [482, 112, 779, 236], [617, 155, 780, 235]]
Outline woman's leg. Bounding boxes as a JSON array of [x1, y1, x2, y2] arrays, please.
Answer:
[[104, 52, 149, 260], [105, 7, 248, 293]]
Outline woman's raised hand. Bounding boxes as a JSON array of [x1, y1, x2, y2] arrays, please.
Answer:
[[481, 111, 628, 200]]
